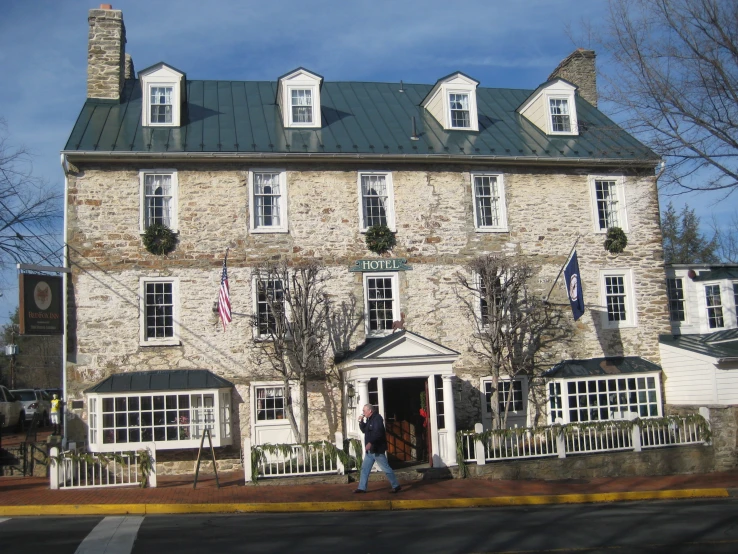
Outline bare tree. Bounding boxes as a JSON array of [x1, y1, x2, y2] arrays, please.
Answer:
[[252, 260, 331, 443], [456, 255, 569, 429], [601, 0, 738, 196], [711, 211, 738, 262], [0, 119, 62, 269]]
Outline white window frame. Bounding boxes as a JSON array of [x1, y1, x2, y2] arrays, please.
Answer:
[[357, 172, 396, 232], [250, 380, 298, 447], [545, 91, 578, 135], [139, 277, 180, 346], [139, 64, 184, 128], [448, 91, 473, 129], [363, 272, 400, 337], [599, 269, 637, 329], [251, 275, 286, 340], [86, 388, 232, 453], [139, 169, 178, 234], [703, 282, 725, 330], [589, 175, 628, 233], [278, 69, 322, 129], [287, 87, 317, 127], [248, 169, 288, 233], [547, 374, 662, 425], [470, 172, 508, 232], [481, 377, 527, 415]]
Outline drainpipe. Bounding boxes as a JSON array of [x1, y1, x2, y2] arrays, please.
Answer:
[[60, 153, 69, 449]]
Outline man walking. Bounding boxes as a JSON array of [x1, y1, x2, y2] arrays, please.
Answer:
[[354, 403, 401, 493]]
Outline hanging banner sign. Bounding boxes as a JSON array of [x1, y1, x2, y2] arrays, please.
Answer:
[[19, 274, 63, 335], [349, 258, 413, 272]]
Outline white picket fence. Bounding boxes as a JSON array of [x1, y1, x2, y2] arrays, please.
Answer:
[[49, 444, 156, 489], [460, 415, 708, 464], [245, 432, 357, 482]]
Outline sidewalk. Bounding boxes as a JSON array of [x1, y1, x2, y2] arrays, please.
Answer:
[[1, 469, 737, 516]]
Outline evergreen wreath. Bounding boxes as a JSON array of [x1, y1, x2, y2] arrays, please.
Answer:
[[365, 224, 396, 254], [142, 223, 178, 255], [604, 226, 628, 254]]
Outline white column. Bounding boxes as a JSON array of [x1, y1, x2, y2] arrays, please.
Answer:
[[356, 379, 370, 450], [442, 375, 457, 465]]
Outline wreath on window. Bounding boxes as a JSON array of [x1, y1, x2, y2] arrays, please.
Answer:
[[142, 223, 178, 255], [604, 226, 628, 254], [365, 224, 396, 254]]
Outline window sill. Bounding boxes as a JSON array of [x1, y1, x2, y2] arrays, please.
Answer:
[[475, 227, 509, 233], [249, 228, 289, 234], [139, 339, 181, 347], [139, 229, 179, 236]]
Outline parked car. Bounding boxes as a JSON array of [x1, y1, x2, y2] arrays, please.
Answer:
[[11, 388, 51, 426], [0, 385, 24, 431]]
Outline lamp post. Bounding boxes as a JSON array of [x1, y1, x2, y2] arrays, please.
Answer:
[[4, 335, 18, 389]]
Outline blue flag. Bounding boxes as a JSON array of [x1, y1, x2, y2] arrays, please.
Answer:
[[564, 251, 585, 321]]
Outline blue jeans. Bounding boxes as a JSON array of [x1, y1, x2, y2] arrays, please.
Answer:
[[358, 451, 399, 490]]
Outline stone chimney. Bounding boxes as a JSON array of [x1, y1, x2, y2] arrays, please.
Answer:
[[548, 49, 597, 107], [124, 53, 135, 79], [87, 4, 126, 100]]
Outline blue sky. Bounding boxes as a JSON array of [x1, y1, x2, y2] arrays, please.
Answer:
[[0, 0, 729, 324]]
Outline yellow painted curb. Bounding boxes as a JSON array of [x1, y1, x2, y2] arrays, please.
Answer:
[[0, 489, 728, 517]]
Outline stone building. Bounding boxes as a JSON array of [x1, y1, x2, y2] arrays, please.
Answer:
[[62, 5, 669, 471]]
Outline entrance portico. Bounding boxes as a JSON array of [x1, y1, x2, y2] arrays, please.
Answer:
[[339, 331, 460, 467]]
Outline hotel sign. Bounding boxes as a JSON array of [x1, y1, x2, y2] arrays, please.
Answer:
[[349, 258, 412, 272], [19, 274, 63, 335]]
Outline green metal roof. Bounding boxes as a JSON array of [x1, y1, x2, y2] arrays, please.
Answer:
[[85, 369, 234, 394], [660, 333, 738, 361], [64, 79, 657, 163], [544, 357, 662, 378]]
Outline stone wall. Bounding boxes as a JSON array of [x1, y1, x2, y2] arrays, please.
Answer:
[[666, 404, 738, 471], [66, 161, 669, 449], [549, 49, 597, 107]]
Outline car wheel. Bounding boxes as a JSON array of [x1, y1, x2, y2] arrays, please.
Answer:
[[16, 411, 25, 432]]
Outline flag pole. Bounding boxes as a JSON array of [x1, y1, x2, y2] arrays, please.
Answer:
[[544, 235, 581, 303]]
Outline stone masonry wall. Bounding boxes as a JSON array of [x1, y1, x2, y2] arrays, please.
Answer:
[[66, 162, 669, 450], [87, 8, 125, 100], [666, 404, 738, 470], [549, 49, 597, 107]]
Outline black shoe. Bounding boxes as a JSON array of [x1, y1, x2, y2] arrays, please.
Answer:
[[353, 489, 366, 494], [391, 486, 402, 493]]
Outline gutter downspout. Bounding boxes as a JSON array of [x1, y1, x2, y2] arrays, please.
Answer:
[[60, 153, 69, 449]]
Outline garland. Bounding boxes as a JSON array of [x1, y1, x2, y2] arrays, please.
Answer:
[[250, 440, 363, 483], [365, 224, 396, 254], [53, 449, 155, 488], [142, 223, 178, 255], [604, 226, 628, 254]]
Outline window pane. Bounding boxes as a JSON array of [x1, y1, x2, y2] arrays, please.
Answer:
[[145, 281, 174, 339], [256, 279, 285, 336], [150, 86, 173, 124], [605, 275, 627, 321], [361, 174, 388, 228], [549, 98, 571, 132], [595, 180, 619, 230], [474, 175, 500, 227], [253, 172, 281, 228], [666, 278, 685, 322], [449, 93, 470, 128], [144, 173, 173, 228], [291, 89, 313, 123], [367, 276, 394, 331], [705, 285, 724, 328]]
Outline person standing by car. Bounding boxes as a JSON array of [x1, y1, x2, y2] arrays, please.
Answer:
[[354, 403, 401, 493], [50, 394, 61, 435]]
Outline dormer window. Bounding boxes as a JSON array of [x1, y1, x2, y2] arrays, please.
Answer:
[[277, 68, 323, 129], [449, 93, 471, 128], [517, 78, 579, 136], [139, 62, 186, 128], [422, 72, 479, 132]]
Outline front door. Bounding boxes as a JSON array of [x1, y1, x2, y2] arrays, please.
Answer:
[[382, 378, 429, 465]]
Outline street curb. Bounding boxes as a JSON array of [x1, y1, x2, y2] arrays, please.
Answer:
[[0, 488, 729, 516]]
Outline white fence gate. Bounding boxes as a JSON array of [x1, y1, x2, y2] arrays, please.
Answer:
[[49, 444, 156, 489]]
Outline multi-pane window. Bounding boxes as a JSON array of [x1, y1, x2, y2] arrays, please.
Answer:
[[498, 380, 524, 413], [594, 179, 619, 230], [143, 173, 174, 229], [290, 89, 313, 124], [255, 279, 285, 337], [150, 86, 173, 124], [733, 283, 738, 312], [252, 172, 283, 229], [99, 393, 216, 445], [666, 278, 686, 322], [449, 93, 471, 128], [705, 284, 725, 328], [605, 275, 627, 322], [365, 275, 396, 334], [549, 98, 571, 132], [144, 281, 174, 340], [479, 274, 502, 327], [368, 378, 379, 413], [255, 386, 285, 421], [548, 382, 563, 422], [472, 174, 506, 230], [360, 173, 393, 230], [563, 376, 660, 423], [89, 397, 98, 444], [435, 375, 445, 429]]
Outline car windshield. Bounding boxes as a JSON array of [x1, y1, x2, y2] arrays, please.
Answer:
[[13, 391, 36, 401]]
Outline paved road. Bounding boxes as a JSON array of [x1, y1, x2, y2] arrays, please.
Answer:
[[2, 499, 738, 553]]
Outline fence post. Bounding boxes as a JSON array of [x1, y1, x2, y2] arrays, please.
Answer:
[[631, 423, 642, 452], [243, 437, 252, 483], [49, 446, 59, 490], [556, 428, 567, 459], [335, 431, 344, 475], [146, 443, 157, 488], [473, 423, 486, 465]]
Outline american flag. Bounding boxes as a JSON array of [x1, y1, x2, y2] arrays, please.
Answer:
[[218, 250, 232, 331]]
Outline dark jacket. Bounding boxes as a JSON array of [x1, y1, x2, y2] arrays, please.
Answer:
[[359, 411, 388, 454]]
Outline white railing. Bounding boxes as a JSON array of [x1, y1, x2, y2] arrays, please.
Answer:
[[245, 432, 350, 482], [50, 444, 156, 489], [460, 415, 709, 465], [640, 418, 705, 448]]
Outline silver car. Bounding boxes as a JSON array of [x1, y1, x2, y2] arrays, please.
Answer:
[[11, 389, 51, 426], [0, 385, 24, 430]]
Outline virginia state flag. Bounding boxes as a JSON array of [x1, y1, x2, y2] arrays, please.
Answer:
[[564, 251, 585, 321]]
